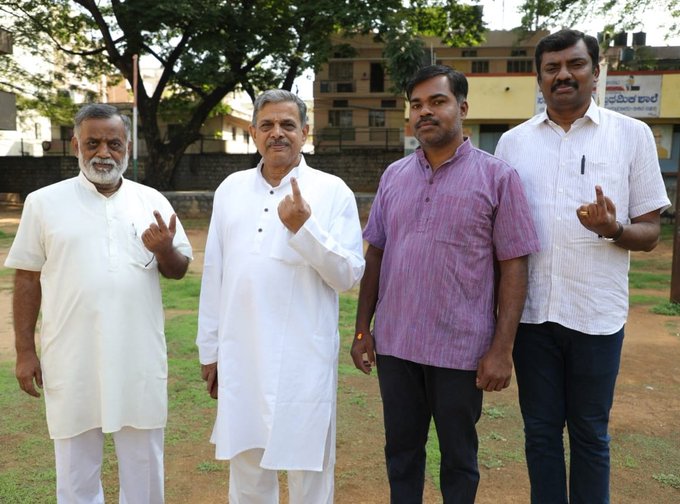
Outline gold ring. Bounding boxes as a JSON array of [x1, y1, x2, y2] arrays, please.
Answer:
[[356, 332, 363, 340], [578, 210, 589, 216]]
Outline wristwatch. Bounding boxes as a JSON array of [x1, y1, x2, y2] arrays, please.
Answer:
[[599, 221, 624, 242]]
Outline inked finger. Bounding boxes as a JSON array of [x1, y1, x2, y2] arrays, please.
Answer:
[[290, 177, 302, 203], [153, 210, 168, 231]]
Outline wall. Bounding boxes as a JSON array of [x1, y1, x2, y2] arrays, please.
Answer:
[[0, 150, 401, 198]]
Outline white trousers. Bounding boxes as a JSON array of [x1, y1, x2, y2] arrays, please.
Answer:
[[228, 447, 334, 504], [54, 427, 164, 504]]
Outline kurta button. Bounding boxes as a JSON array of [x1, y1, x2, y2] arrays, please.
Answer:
[[269, 190, 274, 195], [258, 228, 263, 232], [425, 197, 430, 202], [264, 208, 269, 212], [429, 180, 434, 185]]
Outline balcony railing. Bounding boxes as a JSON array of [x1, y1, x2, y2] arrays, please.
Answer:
[[319, 80, 356, 93], [0, 28, 13, 55], [316, 127, 403, 152]]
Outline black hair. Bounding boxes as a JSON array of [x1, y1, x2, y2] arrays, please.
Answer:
[[535, 29, 599, 71], [405, 65, 468, 103]]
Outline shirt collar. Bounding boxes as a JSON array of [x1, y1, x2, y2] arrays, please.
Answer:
[[415, 137, 472, 171], [535, 98, 600, 127], [256, 154, 307, 189]]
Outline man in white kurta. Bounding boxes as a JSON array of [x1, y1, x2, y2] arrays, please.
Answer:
[[6, 104, 192, 503], [196, 90, 364, 503]]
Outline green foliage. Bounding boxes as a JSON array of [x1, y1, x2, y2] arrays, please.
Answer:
[[653, 473, 680, 489], [2, 1, 485, 186], [380, 0, 485, 93], [651, 301, 680, 316], [518, 0, 679, 40]]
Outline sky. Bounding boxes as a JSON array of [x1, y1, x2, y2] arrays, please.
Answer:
[[293, 0, 679, 99], [477, 0, 680, 46]]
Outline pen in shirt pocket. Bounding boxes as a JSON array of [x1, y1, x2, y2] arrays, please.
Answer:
[[580, 155, 585, 175]]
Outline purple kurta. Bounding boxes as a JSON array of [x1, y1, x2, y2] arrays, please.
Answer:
[[364, 140, 540, 370]]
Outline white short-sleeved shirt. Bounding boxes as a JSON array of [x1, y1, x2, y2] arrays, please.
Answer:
[[5, 172, 193, 439], [496, 100, 670, 335]]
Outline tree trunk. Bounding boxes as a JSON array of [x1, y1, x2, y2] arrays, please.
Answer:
[[143, 145, 180, 191]]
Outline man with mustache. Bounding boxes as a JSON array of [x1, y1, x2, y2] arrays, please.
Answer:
[[351, 65, 539, 503], [495, 30, 670, 503], [196, 89, 364, 503], [5, 103, 192, 503]]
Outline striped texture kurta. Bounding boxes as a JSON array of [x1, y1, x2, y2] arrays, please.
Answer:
[[495, 100, 670, 335], [364, 140, 540, 370]]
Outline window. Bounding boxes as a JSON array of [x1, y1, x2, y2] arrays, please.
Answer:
[[329, 62, 353, 80], [471, 60, 489, 73], [243, 131, 250, 144], [333, 99, 348, 107], [510, 49, 528, 57], [232, 127, 237, 140], [370, 63, 384, 92], [507, 60, 533, 73], [462, 49, 478, 57], [381, 99, 397, 108], [328, 110, 353, 128], [369, 110, 385, 128]]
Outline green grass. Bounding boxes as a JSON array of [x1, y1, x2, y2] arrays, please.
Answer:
[[651, 301, 680, 316], [2, 221, 678, 501], [629, 293, 666, 306], [628, 271, 671, 290]]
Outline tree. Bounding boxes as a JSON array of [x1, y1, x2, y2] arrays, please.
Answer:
[[0, 0, 484, 189], [382, 0, 485, 93], [518, 0, 679, 37]]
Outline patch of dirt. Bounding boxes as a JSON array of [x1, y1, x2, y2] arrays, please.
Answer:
[[2, 206, 680, 503]]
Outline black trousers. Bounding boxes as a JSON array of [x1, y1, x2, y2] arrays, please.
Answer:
[[376, 354, 483, 504]]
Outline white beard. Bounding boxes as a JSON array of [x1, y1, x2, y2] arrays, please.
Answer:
[[79, 151, 129, 186]]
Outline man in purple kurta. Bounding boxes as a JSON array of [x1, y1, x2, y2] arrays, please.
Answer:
[[351, 65, 540, 503]]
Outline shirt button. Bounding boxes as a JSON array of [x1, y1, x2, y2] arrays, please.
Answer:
[[429, 180, 434, 185], [264, 208, 269, 212], [269, 190, 274, 195], [425, 197, 430, 202], [258, 228, 263, 232]]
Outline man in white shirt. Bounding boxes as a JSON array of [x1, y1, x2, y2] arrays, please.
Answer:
[[495, 30, 670, 504], [196, 89, 365, 504], [6, 103, 193, 503]]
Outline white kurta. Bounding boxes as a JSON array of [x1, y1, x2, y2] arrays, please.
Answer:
[[196, 157, 365, 470], [5, 172, 193, 439]]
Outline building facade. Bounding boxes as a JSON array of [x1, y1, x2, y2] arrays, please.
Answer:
[[313, 30, 680, 189]]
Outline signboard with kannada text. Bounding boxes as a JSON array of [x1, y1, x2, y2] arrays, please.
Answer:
[[535, 74, 662, 118]]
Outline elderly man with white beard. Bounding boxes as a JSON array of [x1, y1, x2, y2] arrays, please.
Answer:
[[5, 103, 193, 503]]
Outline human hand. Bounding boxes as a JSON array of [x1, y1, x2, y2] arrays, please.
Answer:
[[576, 185, 619, 237], [278, 177, 311, 233], [350, 330, 376, 375], [476, 346, 512, 392], [142, 211, 176, 256], [201, 363, 218, 400], [16, 351, 43, 398]]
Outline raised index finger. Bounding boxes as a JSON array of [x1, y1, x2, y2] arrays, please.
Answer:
[[290, 177, 302, 204], [595, 185, 606, 208]]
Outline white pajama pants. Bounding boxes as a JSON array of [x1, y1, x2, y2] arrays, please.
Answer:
[[53, 427, 164, 504], [228, 447, 334, 504]]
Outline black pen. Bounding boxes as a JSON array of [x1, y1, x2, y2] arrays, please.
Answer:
[[580, 155, 585, 175]]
